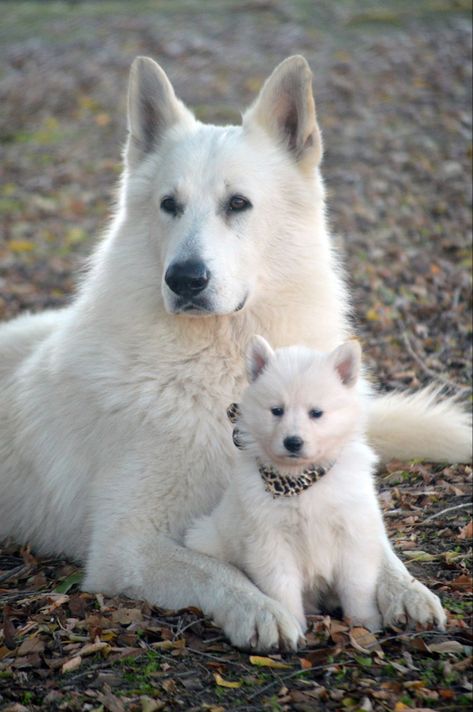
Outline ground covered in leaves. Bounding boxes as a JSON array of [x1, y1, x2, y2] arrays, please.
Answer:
[[0, 1, 472, 710]]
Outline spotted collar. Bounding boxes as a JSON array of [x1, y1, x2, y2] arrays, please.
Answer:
[[227, 403, 333, 499]]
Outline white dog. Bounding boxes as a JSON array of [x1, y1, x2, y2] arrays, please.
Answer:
[[187, 337, 399, 637], [0, 55, 467, 651]]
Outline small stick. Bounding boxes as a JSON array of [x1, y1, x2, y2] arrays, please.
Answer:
[[422, 502, 472, 523], [400, 328, 470, 395]]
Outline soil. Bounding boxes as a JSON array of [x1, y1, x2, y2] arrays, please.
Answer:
[[0, 2, 471, 710]]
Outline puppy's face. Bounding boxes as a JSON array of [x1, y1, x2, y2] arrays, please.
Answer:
[[240, 338, 362, 468]]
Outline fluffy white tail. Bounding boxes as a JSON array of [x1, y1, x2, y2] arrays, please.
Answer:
[[367, 387, 472, 463]]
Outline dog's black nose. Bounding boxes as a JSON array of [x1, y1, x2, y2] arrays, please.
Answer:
[[283, 436, 304, 453], [165, 260, 210, 298]]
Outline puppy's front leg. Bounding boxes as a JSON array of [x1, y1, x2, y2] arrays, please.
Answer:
[[377, 537, 446, 630], [246, 545, 306, 633], [337, 545, 382, 632]]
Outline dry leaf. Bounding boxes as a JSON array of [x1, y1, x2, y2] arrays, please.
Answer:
[[449, 574, 473, 592], [249, 655, 292, 669], [61, 655, 82, 673], [16, 636, 45, 656], [213, 672, 242, 688], [78, 640, 110, 657], [458, 519, 473, 539], [427, 640, 464, 654], [152, 639, 186, 651], [349, 627, 382, 654], [404, 550, 437, 562]]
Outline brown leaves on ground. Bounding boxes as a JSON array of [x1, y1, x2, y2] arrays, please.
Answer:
[[0, 0, 472, 710]]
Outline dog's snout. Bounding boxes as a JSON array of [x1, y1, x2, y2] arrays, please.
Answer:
[[165, 260, 210, 298], [283, 435, 304, 453]]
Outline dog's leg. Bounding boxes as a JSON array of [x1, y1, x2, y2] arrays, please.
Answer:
[[245, 548, 306, 633], [83, 523, 304, 652], [376, 539, 446, 629], [337, 549, 382, 632]]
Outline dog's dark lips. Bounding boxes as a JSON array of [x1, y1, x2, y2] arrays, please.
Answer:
[[234, 295, 248, 312]]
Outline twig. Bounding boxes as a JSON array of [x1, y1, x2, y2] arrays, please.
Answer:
[[400, 328, 470, 395], [246, 659, 356, 702], [0, 564, 31, 584], [422, 502, 473, 523]]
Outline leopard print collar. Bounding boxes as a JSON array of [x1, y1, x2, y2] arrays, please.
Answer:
[[227, 403, 333, 499]]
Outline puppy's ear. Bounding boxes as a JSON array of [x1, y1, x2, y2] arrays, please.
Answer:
[[246, 335, 275, 382], [243, 55, 322, 171], [330, 340, 362, 387], [126, 57, 195, 166]]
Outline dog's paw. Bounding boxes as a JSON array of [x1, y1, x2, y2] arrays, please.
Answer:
[[216, 592, 305, 652], [378, 575, 446, 630]]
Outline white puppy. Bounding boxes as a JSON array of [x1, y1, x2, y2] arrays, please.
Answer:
[[186, 336, 414, 635]]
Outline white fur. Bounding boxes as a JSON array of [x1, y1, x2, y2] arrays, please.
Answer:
[[0, 56, 461, 650]]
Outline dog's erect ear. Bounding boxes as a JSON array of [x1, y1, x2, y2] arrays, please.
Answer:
[[246, 335, 275, 382], [243, 55, 322, 170], [330, 340, 362, 387], [126, 57, 194, 166]]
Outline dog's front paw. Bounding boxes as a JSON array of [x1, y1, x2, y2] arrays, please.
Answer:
[[378, 575, 446, 630], [215, 592, 305, 652]]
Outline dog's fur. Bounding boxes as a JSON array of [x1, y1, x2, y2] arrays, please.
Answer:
[[0, 56, 468, 650], [186, 337, 388, 635]]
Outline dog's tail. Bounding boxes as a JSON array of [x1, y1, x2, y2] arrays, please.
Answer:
[[367, 387, 472, 463]]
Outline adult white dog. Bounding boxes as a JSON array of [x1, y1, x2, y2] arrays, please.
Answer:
[[0, 56, 470, 650]]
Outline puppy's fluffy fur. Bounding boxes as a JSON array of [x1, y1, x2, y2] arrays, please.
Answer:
[[186, 338, 419, 632]]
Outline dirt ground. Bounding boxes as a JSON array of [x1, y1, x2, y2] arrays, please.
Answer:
[[0, 1, 472, 710]]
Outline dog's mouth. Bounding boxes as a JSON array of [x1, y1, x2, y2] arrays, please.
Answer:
[[269, 453, 312, 468], [170, 294, 248, 317]]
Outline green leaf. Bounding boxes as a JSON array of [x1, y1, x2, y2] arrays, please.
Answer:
[[54, 571, 83, 594]]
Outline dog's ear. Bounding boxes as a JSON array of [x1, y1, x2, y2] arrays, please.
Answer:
[[246, 335, 275, 382], [126, 57, 195, 166], [330, 340, 362, 387], [243, 55, 322, 171]]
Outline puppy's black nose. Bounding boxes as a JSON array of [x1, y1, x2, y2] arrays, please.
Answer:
[[283, 436, 304, 453], [165, 260, 210, 298]]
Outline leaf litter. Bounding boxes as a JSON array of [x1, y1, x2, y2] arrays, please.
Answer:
[[0, 0, 472, 709]]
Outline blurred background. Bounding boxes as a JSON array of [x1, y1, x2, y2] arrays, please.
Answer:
[[0, 0, 471, 391]]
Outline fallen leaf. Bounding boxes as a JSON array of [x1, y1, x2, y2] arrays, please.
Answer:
[[449, 574, 473, 592], [427, 640, 465, 654], [61, 655, 82, 673], [140, 697, 165, 712], [78, 640, 110, 657], [299, 657, 313, 669], [54, 571, 83, 594], [3, 610, 17, 649], [213, 672, 242, 688], [152, 639, 186, 651], [349, 627, 382, 654], [404, 550, 437, 562], [458, 519, 473, 539], [249, 655, 292, 669], [16, 636, 45, 656]]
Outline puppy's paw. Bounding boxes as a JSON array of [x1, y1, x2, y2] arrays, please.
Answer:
[[378, 575, 446, 630], [216, 592, 305, 652]]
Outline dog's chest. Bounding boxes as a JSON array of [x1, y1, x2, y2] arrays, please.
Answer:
[[273, 492, 342, 584], [134, 358, 243, 534]]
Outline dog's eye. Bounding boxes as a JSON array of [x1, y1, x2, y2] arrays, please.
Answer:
[[309, 408, 324, 419], [227, 195, 252, 213], [160, 196, 179, 216], [271, 406, 284, 417]]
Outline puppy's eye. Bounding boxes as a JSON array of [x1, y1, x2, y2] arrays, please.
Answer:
[[160, 196, 179, 216], [227, 195, 252, 213], [309, 409, 324, 419], [271, 406, 284, 417]]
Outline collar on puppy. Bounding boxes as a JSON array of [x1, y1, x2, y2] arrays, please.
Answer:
[[226, 403, 333, 499]]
